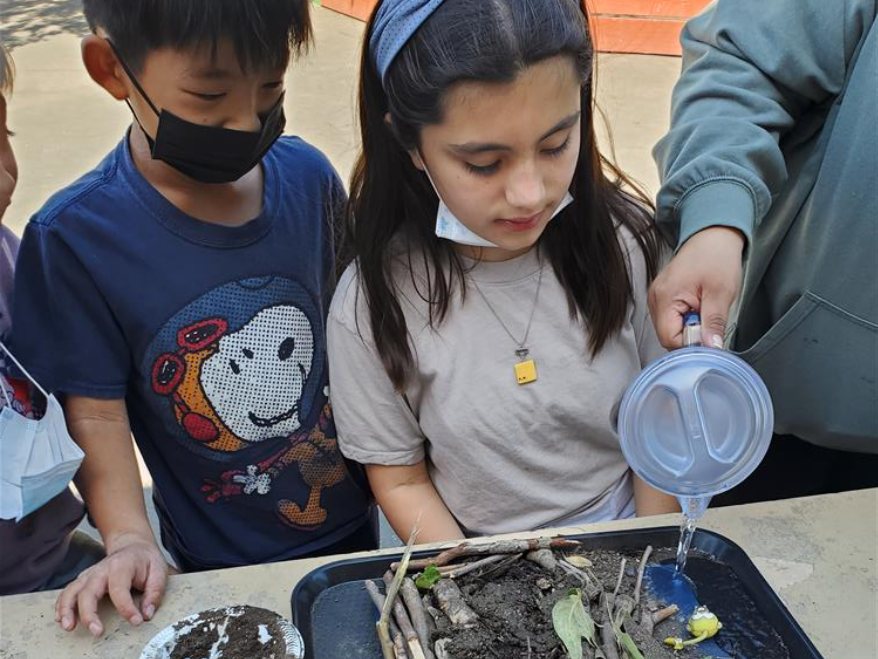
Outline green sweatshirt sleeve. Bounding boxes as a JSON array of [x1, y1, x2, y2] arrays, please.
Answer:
[[653, 0, 876, 248]]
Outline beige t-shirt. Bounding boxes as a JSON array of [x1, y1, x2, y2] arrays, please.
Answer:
[[328, 228, 664, 536]]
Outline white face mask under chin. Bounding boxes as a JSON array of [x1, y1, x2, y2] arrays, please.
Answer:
[[0, 341, 85, 521], [421, 162, 574, 248]]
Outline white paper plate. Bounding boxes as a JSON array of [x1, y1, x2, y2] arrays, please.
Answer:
[[140, 606, 305, 659]]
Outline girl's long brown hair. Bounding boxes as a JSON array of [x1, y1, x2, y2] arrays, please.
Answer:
[[346, 0, 661, 391]]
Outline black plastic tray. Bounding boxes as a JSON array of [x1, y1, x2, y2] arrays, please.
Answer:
[[291, 527, 823, 659]]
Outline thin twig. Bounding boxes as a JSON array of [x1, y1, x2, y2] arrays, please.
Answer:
[[613, 594, 635, 630], [393, 633, 409, 659], [633, 545, 652, 608], [653, 604, 679, 625], [599, 593, 620, 659], [421, 595, 438, 636], [378, 523, 420, 659], [559, 559, 601, 601], [378, 611, 395, 659], [612, 557, 627, 599], [384, 572, 428, 659], [476, 553, 523, 581], [364, 579, 402, 638], [445, 554, 509, 579], [642, 604, 679, 635], [400, 578, 435, 659], [396, 537, 580, 571]]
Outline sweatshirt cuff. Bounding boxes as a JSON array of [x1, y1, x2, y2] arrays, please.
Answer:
[[675, 179, 757, 250]]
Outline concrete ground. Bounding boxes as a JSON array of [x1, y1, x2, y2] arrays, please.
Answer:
[[2, 5, 682, 554]]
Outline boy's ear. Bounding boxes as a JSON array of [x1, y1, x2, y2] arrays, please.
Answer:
[[81, 35, 128, 101]]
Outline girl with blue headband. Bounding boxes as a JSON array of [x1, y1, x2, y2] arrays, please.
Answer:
[[328, 0, 678, 541]]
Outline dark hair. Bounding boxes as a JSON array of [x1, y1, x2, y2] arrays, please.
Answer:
[[349, 0, 661, 390], [82, 0, 312, 72], [0, 44, 13, 97]]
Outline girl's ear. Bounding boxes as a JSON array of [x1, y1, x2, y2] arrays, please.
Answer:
[[384, 111, 426, 172], [81, 35, 128, 101], [408, 150, 425, 172]]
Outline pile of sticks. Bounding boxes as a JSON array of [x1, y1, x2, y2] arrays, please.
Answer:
[[364, 536, 678, 659]]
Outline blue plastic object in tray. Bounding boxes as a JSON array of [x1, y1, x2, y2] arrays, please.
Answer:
[[291, 527, 823, 659]]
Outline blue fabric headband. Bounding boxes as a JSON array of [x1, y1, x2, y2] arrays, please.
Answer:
[[369, 0, 448, 84]]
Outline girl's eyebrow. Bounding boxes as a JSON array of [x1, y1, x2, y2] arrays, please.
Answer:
[[540, 111, 582, 141], [449, 111, 582, 155], [450, 141, 509, 155]]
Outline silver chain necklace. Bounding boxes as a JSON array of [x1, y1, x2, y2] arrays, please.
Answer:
[[470, 264, 544, 385]]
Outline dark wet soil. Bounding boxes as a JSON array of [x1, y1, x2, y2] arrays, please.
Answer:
[[429, 547, 791, 659], [169, 605, 287, 659]]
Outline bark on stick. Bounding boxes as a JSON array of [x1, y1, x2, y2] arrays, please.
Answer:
[[397, 537, 579, 571], [433, 579, 479, 627], [400, 577, 435, 659], [383, 572, 428, 659]]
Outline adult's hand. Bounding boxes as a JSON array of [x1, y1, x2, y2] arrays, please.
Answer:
[[648, 226, 746, 349], [54, 532, 171, 637]]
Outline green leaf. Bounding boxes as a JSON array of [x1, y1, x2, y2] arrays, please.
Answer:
[[415, 565, 443, 590], [552, 589, 597, 659], [615, 628, 645, 659]]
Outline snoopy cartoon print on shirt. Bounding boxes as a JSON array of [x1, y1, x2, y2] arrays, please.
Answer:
[[144, 276, 354, 530], [202, 304, 314, 442], [151, 304, 315, 452]]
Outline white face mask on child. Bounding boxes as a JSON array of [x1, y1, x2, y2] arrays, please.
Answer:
[[421, 161, 575, 248], [0, 341, 84, 522]]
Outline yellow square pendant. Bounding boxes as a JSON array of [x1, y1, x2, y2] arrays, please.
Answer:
[[514, 359, 538, 385]]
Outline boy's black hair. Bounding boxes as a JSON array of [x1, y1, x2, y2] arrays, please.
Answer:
[[82, 0, 312, 72]]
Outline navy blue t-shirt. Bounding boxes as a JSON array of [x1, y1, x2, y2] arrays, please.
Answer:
[[10, 135, 372, 569]]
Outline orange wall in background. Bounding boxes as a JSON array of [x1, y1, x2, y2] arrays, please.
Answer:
[[590, 0, 712, 56], [320, 0, 375, 22], [320, 0, 712, 56]]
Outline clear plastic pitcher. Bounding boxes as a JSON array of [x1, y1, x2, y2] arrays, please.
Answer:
[[617, 313, 774, 518]]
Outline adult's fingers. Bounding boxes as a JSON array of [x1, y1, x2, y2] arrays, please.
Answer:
[[649, 226, 744, 349], [656, 296, 692, 349], [648, 274, 700, 350], [699, 287, 736, 349]]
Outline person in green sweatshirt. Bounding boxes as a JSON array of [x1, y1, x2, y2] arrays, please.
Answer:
[[649, 0, 877, 504]]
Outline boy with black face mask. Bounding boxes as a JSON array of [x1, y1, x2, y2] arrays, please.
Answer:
[[8, 0, 375, 636]]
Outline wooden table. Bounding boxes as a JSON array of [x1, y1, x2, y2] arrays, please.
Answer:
[[1, 489, 875, 659]]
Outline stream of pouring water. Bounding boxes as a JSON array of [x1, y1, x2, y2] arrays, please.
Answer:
[[674, 495, 710, 576], [674, 513, 699, 576]]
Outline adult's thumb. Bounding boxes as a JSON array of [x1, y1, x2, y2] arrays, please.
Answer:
[[700, 293, 733, 349]]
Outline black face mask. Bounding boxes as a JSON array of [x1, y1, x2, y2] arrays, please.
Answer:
[[109, 42, 286, 184]]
